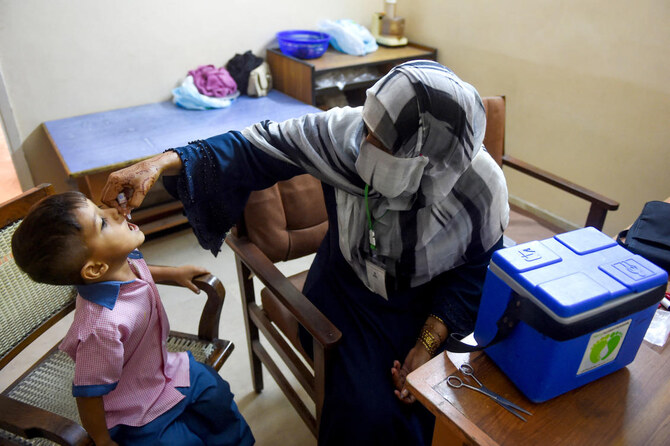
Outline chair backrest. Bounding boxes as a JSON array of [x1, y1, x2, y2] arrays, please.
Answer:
[[482, 96, 506, 167], [239, 174, 328, 263], [0, 184, 77, 369]]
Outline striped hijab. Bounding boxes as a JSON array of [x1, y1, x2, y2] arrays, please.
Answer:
[[243, 60, 508, 288]]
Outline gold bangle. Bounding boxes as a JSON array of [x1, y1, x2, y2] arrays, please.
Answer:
[[425, 324, 444, 343], [418, 327, 441, 357]]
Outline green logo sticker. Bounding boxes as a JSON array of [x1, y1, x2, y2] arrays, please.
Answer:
[[577, 320, 631, 375], [589, 331, 623, 363]]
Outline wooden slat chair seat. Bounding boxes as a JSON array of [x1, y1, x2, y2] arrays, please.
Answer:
[[226, 96, 620, 439], [0, 184, 234, 445]]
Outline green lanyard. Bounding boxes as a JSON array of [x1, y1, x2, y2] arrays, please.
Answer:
[[364, 184, 388, 251]]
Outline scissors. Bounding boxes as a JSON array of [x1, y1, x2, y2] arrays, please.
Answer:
[[447, 363, 532, 422]]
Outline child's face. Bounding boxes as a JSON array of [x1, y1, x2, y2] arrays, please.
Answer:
[[76, 199, 145, 266]]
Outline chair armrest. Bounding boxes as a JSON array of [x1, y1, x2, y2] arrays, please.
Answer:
[[0, 395, 92, 446], [156, 273, 225, 341], [226, 235, 341, 349], [502, 154, 619, 230]]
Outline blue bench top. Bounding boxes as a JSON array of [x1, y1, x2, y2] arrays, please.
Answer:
[[44, 90, 321, 177]]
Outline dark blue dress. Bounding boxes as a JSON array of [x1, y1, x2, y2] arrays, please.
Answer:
[[164, 131, 502, 446]]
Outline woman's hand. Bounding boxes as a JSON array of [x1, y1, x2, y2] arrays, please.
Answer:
[[100, 151, 182, 215], [391, 345, 432, 404], [392, 315, 448, 404]]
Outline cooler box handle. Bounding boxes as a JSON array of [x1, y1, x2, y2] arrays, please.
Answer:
[[445, 284, 666, 353]]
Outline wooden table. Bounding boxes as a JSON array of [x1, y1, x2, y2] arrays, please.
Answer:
[[407, 340, 670, 446], [42, 91, 320, 235]]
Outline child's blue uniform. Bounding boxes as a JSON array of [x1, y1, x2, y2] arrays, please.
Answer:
[[110, 352, 254, 445]]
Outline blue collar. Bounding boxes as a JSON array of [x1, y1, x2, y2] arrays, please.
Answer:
[[128, 250, 143, 260], [76, 250, 143, 310], [76, 281, 134, 310]]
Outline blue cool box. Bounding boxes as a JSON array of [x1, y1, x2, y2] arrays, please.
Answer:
[[474, 227, 668, 402]]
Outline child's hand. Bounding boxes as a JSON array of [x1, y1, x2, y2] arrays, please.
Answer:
[[170, 265, 210, 293]]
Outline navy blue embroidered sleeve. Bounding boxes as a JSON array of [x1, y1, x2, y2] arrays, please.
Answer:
[[162, 130, 304, 255], [429, 237, 504, 341]]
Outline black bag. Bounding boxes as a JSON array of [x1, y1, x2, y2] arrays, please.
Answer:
[[225, 51, 264, 96], [616, 200, 670, 272]]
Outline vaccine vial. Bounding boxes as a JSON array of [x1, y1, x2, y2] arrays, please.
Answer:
[[117, 193, 132, 220]]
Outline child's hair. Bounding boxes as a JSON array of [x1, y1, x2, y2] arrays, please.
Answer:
[[12, 191, 90, 286]]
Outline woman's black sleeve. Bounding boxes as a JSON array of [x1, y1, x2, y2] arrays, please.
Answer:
[[162, 130, 304, 256], [429, 237, 504, 339]]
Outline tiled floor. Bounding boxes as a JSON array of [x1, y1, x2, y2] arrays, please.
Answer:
[[0, 127, 22, 203]]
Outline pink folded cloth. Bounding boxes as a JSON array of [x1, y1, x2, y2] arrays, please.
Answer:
[[188, 65, 238, 97]]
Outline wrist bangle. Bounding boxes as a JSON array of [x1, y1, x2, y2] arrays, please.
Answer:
[[418, 327, 441, 357], [427, 315, 446, 343]]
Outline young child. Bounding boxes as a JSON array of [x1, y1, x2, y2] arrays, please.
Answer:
[[11, 191, 254, 446]]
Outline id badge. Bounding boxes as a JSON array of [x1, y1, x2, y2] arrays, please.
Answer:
[[365, 258, 388, 300]]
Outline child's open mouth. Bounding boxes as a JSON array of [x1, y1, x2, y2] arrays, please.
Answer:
[[127, 222, 140, 231]]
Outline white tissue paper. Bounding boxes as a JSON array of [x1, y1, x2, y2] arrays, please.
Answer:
[[644, 308, 670, 347]]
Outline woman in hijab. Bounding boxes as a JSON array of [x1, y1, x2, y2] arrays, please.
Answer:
[[101, 60, 509, 445]]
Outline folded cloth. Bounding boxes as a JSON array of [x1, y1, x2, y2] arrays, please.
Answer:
[[172, 76, 240, 110], [188, 65, 237, 97]]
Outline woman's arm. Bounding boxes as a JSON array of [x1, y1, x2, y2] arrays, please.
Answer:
[[160, 132, 306, 256], [391, 237, 504, 403], [101, 131, 306, 256], [76, 396, 118, 446]]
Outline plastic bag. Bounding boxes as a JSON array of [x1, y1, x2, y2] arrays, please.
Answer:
[[318, 19, 378, 56], [644, 308, 670, 347], [172, 76, 240, 110], [315, 67, 382, 90]]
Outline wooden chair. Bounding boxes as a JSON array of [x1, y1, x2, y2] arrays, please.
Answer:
[[225, 96, 619, 438], [481, 96, 619, 243], [0, 184, 234, 445], [226, 174, 338, 437]]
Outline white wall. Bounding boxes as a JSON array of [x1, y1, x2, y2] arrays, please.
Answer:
[[2, 0, 669, 235], [0, 0, 378, 190], [401, 0, 670, 235]]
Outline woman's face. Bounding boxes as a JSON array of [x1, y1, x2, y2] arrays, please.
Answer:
[[365, 127, 392, 154]]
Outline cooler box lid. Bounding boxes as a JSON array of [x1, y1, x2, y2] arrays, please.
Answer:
[[491, 227, 668, 319]]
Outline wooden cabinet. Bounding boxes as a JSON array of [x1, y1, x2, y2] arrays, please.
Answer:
[[266, 43, 437, 107]]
